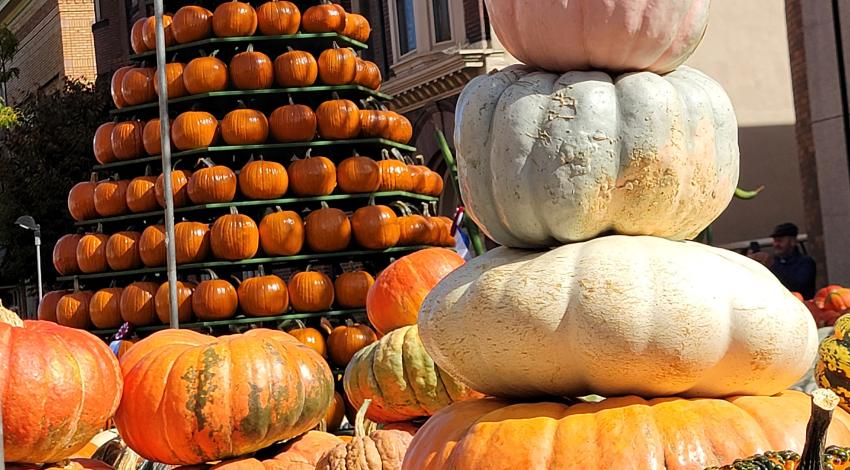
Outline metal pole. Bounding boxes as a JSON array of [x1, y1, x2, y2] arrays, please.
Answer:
[[153, 1, 180, 329], [34, 226, 43, 302]]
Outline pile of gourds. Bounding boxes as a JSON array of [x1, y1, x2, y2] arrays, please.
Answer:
[[395, 0, 850, 468]]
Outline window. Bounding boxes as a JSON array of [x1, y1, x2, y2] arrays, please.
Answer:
[[432, 0, 451, 43], [395, 0, 417, 55]]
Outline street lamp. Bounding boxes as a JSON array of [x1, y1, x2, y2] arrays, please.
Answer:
[[15, 215, 43, 302]]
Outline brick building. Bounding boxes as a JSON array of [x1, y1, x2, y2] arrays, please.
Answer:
[[0, 0, 97, 104]]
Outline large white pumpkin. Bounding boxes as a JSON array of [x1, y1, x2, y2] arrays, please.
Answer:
[[455, 65, 739, 248], [418, 236, 818, 399]]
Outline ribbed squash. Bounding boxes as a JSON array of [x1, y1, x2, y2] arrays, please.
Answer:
[[237, 272, 288, 317], [90, 288, 124, 329], [188, 162, 237, 204], [259, 208, 304, 256], [257, 1, 301, 36], [56, 291, 94, 329], [53, 233, 82, 276], [304, 202, 350, 253], [238, 158, 287, 199], [93, 179, 130, 217], [288, 269, 334, 313], [105, 231, 141, 271], [120, 282, 158, 326], [174, 221, 211, 264], [193, 275, 239, 321], [155, 281, 195, 324], [818, 314, 850, 412], [211, 208, 259, 261]]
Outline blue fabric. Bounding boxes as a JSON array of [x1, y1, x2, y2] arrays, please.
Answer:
[[770, 250, 816, 299]]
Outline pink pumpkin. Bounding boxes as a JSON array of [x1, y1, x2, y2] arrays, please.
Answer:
[[485, 0, 710, 74]]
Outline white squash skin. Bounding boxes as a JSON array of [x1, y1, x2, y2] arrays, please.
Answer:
[[418, 236, 818, 399], [455, 65, 740, 248]]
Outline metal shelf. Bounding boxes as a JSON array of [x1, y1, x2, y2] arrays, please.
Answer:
[[129, 32, 367, 64], [74, 191, 439, 227], [93, 138, 416, 172], [56, 245, 431, 281], [111, 85, 390, 118]]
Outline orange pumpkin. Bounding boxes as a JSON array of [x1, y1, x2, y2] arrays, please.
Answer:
[[383, 111, 413, 144], [382, 421, 420, 436], [192, 274, 239, 320], [53, 234, 82, 276], [183, 56, 229, 94], [323, 391, 346, 433], [237, 271, 289, 317], [353, 58, 381, 90], [93, 122, 117, 165], [105, 231, 142, 271], [142, 118, 170, 156], [366, 248, 464, 334], [130, 18, 148, 54], [378, 151, 413, 192], [76, 233, 109, 274], [238, 158, 287, 199], [318, 44, 357, 86], [120, 67, 156, 106], [126, 176, 159, 213], [90, 287, 124, 330], [155, 281, 195, 324], [139, 225, 167, 267], [301, 3, 346, 33], [94, 179, 130, 217], [288, 152, 337, 196], [142, 15, 176, 50], [56, 291, 94, 329], [153, 62, 188, 99], [172, 111, 220, 150], [396, 204, 432, 246], [38, 290, 66, 322], [269, 98, 317, 142], [351, 203, 400, 250], [288, 269, 334, 312], [274, 49, 318, 87], [211, 207, 260, 261], [359, 110, 388, 138], [173, 6, 213, 44], [230, 45, 274, 90], [155, 169, 192, 208], [120, 282, 159, 326], [221, 108, 269, 145], [111, 120, 145, 161], [68, 179, 97, 221], [409, 166, 444, 197], [213, 0, 258, 37], [338, 153, 381, 193], [111, 66, 133, 109], [266, 431, 343, 468], [114, 328, 333, 465], [334, 271, 374, 309], [327, 319, 377, 367], [257, 1, 301, 36], [304, 202, 351, 253], [258, 208, 304, 256], [343, 13, 371, 43], [317, 96, 360, 140], [174, 221, 211, 264], [286, 319, 327, 357]]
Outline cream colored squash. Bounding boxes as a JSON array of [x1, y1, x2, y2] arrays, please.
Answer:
[[455, 65, 739, 248], [418, 236, 817, 399]]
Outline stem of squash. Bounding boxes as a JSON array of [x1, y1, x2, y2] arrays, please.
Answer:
[[355, 399, 372, 437], [800, 388, 840, 470]]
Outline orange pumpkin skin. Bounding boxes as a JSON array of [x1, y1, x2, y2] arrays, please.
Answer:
[[288, 271, 334, 313], [155, 281, 195, 324], [301, 3, 346, 33], [155, 169, 192, 208], [90, 287, 124, 329], [334, 271, 374, 309], [317, 98, 361, 140], [188, 165, 237, 204], [174, 221, 211, 264], [317, 425, 412, 470], [267, 431, 343, 468], [94, 180, 130, 217], [126, 175, 159, 213], [142, 15, 175, 50], [259, 209, 304, 256], [211, 212, 260, 261], [305, 206, 351, 253], [68, 180, 97, 221], [172, 111, 220, 151], [105, 231, 142, 271], [323, 392, 346, 433], [56, 291, 94, 329], [173, 6, 213, 44], [338, 155, 381, 193], [403, 393, 850, 470], [366, 248, 464, 334], [239, 159, 287, 199], [327, 321, 377, 367], [111, 120, 145, 161], [120, 282, 159, 326], [111, 66, 133, 109], [274, 50, 318, 87], [130, 18, 148, 54], [139, 225, 167, 267], [353, 58, 382, 91], [193, 278, 239, 320], [269, 103, 317, 142], [230, 48, 274, 90], [0, 320, 122, 463], [153, 62, 188, 99], [213, 1, 258, 37], [115, 328, 333, 465], [359, 110, 388, 138], [183, 56, 229, 95], [343, 13, 371, 43], [318, 46, 357, 86], [287, 320, 326, 357], [94, 122, 117, 164], [222, 109, 269, 146], [257, 1, 301, 36], [38, 290, 66, 322], [288, 156, 337, 196], [238, 274, 289, 317], [377, 159, 413, 192], [397, 212, 431, 246], [382, 112, 413, 144], [53, 233, 82, 275], [382, 421, 419, 436], [120, 67, 156, 106], [76, 233, 109, 274], [351, 204, 401, 250]]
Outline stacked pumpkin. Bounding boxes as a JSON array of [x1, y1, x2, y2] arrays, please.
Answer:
[[400, 1, 850, 468]]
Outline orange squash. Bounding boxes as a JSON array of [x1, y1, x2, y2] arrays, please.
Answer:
[[334, 271, 374, 309], [258, 208, 304, 256], [139, 225, 167, 267], [359, 110, 388, 138], [351, 203, 400, 250], [183, 55, 229, 94], [76, 233, 109, 274], [317, 400, 413, 469], [353, 58, 381, 90], [222, 108, 269, 145], [269, 97, 317, 142], [111, 120, 145, 161], [173, 6, 213, 44], [288, 269, 334, 313], [155, 281, 195, 324], [142, 15, 175, 50], [174, 221, 211, 264], [317, 96, 361, 140], [304, 202, 351, 253], [120, 67, 156, 106], [288, 151, 337, 196], [188, 161, 237, 204], [383, 111, 413, 144], [213, 0, 258, 37], [237, 270, 289, 317], [38, 290, 66, 322], [130, 18, 148, 54], [266, 431, 343, 468], [395, 202, 432, 246], [111, 66, 133, 108], [274, 49, 318, 87], [337, 152, 381, 193], [257, 1, 301, 36], [318, 43, 357, 86], [286, 319, 327, 357], [323, 391, 346, 433], [56, 291, 94, 329], [105, 231, 141, 271], [230, 45, 274, 90], [142, 118, 170, 156], [68, 178, 98, 221], [93, 122, 116, 164], [211, 207, 260, 261], [153, 62, 188, 99], [342, 13, 371, 43], [90, 287, 124, 329], [155, 169, 192, 208], [53, 233, 82, 276], [192, 273, 239, 320], [172, 111, 220, 151], [301, 2, 346, 33], [126, 175, 158, 213], [120, 282, 159, 326], [238, 157, 287, 199], [327, 319, 377, 367], [377, 150, 413, 192], [93, 179, 130, 217]]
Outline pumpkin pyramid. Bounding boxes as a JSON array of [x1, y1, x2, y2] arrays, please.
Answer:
[[405, 0, 842, 468]]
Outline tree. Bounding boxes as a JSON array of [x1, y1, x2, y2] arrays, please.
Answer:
[[0, 26, 20, 103], [0, 77, 112, 285]]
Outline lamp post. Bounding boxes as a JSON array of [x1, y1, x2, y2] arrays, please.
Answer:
[[15, 215, 43, 302]]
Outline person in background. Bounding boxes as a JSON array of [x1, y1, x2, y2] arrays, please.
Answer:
[[766, 222, 816, 299]]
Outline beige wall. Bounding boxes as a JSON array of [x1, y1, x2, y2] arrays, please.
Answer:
[[685, 0, 803, 245]]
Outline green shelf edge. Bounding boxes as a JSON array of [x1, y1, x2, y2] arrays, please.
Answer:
[[57, 245, 430, 281], [110, 85, 392, 116], [128, 33, 367, 62], [93, 138, 417, 171], [89, 308, 364, 337], [75, 192, 439, 226]]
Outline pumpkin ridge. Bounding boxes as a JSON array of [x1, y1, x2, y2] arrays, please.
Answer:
[[375, 327, 423, 416], [365, 341, 405, 422], [401, 326, 449, 416], [235, 339, 275, 447], [43, 331, 88, 461], [158, 343, 205, 464]]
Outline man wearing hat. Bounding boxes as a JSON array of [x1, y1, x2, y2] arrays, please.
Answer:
[[769, 222, 816, 299]]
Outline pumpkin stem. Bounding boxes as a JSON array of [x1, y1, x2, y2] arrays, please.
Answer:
[[89, 172, 98, 183], [415, 154, 425, 165], [391, 201, 411, 216], [293, 319, 306, 329], [305, 264, 313, 272], [198, 157, 215, 168], [144, 164, 152, 176], [287, 46, 295, 52], [332, 41, 340, 50], [367, 194, 376, 206], [246, 43, 254, 53], [73, 276, 80, 293], [799, 388, 840, 470], [229, 206, 239, 215], [275, 205, 283, 212], [258, 265, 266, 276], [354, 399, 372, 437], [96, 222, 104, 234], [231, 274, 243, 286], [205, 269, 219, 280], [345, 318, 355, 327], [288, 94, 296, 106], [331, 91, 341, 101], [381, 149, 389, 160], [320, 201, 329, 209], [319, 317, 333, 334], [305, 148, 313, 158]]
